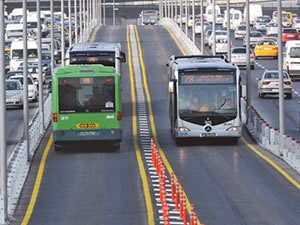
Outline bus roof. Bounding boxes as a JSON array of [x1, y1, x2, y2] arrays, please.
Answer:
[[55, 65, 117, 75], [68, 42, 121, 52], [171, 55, 236, 71]]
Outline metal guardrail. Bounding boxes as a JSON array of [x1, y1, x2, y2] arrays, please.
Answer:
[[159, 18, 202, 55], [6, 93, 52, 216], [241, 98, 300, 174]]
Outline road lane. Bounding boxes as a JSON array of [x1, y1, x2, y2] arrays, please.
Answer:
[[11, 25, 148, 225], [137, 25, 300, 225]]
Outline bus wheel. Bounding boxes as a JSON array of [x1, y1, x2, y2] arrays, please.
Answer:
[[54, 144, 63, 151]]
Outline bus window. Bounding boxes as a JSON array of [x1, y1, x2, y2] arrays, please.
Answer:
[[59, 77, 115, 113]]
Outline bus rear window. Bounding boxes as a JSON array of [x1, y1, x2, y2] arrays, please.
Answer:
[[58, 76, 115, 113]]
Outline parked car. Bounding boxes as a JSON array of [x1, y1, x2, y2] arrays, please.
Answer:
[[234, 25, 246, 39], [5, 79, 23, 109], [254, 39, 278, 59], [257, 70, 292, 99], [231, 47, 255, 69], [282, 28, 299, 43], [9, 75, 38, 102]]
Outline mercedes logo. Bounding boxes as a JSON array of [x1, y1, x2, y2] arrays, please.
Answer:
[[205, 125, 212, 132]]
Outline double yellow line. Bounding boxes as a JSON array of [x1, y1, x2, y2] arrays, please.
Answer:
[[128, 25, 201, 225]]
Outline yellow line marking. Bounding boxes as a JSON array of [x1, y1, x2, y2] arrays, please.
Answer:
[[127, 25, 155, 225], [242, 137, 300, 190], [90, 25, 101, 42], [163, 25, 187, 56], [163, 24, 300, 194], [21, 23, 102, 225], [134, 25, 201, 225], [21, 134, 53, 225]]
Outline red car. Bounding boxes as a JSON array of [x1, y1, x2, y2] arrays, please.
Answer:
[[282, 28, 299, 43]]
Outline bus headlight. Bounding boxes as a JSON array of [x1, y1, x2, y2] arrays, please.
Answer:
[[226, 126, 241, 131], [176, 127, 191, 132]]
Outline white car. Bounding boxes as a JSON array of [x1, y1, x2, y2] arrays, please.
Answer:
[[215, 37, 230, 54], [5, 80, 23, 109], [195, 21, 210, 35], [254, 16, 270, 32], [9, 74, 38, 102], [257, 70, 292, 99], [208, 30, 227, 47], [216, 14, 224, 25], [234, 25, 247, 39], [231, 47, 255, 70], [267, 22, 278, 36], [293, 19, 300, 32]]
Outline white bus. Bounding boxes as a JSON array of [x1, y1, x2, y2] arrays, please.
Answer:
[[65, 42, 126, 75], [167, 55, 244, 143]]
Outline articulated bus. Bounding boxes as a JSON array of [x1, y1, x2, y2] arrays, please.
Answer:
[[167, 55, 244, 143], [52, 65, 122, 151], [65, 42, 126, 75]]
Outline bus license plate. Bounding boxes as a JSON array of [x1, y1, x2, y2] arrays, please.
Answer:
[[77, 131, 100, 136], [201, 133, 216, 137]]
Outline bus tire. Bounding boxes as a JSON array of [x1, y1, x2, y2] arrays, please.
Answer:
[[113, 143, 120, 151]]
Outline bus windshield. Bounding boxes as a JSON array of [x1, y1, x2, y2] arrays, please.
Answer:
[[178, 72, 237, 125], [58, 76, 115, 114], [69, 51, 115, 66]]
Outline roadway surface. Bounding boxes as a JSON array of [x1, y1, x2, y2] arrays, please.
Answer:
[[11, 23, 300, 225]]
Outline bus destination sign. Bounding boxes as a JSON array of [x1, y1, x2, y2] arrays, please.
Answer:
[[180, 74, 235, 84]]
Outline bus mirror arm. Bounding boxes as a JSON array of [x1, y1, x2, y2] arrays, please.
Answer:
[[169, 79, 177, 94]]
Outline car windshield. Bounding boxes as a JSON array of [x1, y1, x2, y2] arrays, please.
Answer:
[[256, 16, 270, 23], [283, 29, 297, 33], [269, 23, 277, 27], [250, 32, 262, 37], [10, 77, 33, 85], [264, 72, 289, 79], [238, 26, 246, 31], [257, 40, 275, 45], [232, 48, 246, 54], [6, 81, 20, 90], [290, 47, 300, 58], [216, 31, 227, 35]]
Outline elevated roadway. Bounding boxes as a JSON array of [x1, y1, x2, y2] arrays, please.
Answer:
[[10, 22, 300, 225]]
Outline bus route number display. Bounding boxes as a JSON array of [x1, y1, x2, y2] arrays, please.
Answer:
[[180, 74, 234, 84]]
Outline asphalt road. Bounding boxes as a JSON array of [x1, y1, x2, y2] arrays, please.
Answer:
[[11, 23, 300, 225]]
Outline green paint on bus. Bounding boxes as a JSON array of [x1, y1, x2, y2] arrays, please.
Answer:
[[52, 65, 122, 150]]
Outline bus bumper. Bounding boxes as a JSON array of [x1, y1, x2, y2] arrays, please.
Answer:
[[174, 129, 241, 139], [53, 129, 122, 143]]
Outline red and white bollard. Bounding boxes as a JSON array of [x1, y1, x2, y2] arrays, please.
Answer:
[[175, 181, 180, 210], [171, 173, 175, 202]]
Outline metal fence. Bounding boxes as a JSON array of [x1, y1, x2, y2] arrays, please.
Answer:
[[6, 93, 52, 216], [241, 98, 300, 174]]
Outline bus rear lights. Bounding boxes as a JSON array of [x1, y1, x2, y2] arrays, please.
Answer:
[[226, 126, 241, 131], [117, 111, 122, 121], [53, 113, 58, 122], [176, 127, 190, 132]]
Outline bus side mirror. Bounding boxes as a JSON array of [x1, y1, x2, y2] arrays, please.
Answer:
[[242, 85, 246, 98], [169, 80, 176, 93], [120, 51, 126, 63]]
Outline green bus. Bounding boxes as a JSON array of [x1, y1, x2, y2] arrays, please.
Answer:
[[52, 65, 122, 151]]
